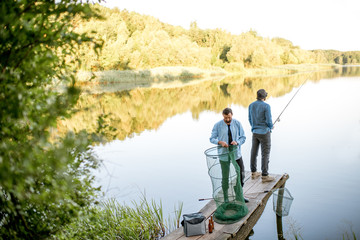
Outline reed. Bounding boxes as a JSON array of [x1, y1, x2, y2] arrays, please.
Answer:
[[55, 196, 183, 239], [342, 225, 357, 240], [285, 217, 358, 240]]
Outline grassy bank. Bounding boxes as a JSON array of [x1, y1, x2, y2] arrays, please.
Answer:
[[76, 64, 343, 85], [55, 196, 183, 240], [240, 63, 341, 77], [76, 66, 227, 85]]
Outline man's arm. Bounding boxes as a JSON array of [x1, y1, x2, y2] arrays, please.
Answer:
[[265, 104, 273, 129], [210, 123, 219, 145], [210, 122, 228, 147], [236, 121, 246, 145], [248, 104, 253, 127]]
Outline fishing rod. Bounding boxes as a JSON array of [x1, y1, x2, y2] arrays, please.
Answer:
[[198, 198, 213, 201], [273, 79, 308, 126]]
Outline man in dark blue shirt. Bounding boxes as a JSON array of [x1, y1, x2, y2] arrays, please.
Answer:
[[248, 89, 275, 182]]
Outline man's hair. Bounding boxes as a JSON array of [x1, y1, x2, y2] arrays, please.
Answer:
[[257, 89, 268, 100], [222, 107, 233, 115]]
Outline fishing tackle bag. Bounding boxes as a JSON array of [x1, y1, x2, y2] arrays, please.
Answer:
[[181, 212, 206, 237]]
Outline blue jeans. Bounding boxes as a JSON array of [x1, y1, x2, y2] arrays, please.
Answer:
[[250, 132, 271, 176]]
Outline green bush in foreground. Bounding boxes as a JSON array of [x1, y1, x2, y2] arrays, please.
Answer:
[[0, 0, 103, 239]]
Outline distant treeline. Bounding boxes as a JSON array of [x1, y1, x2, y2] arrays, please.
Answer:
[[312, 49, 360, 65], [74, 5, 360, 71]]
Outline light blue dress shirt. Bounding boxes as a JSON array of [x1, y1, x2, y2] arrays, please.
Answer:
[[248, 100, 273, 134], [210, 119, 246, 160]]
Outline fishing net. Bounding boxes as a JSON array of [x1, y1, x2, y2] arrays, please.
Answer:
[[204, 145, 248, 224], [272, 188, 294, 217]]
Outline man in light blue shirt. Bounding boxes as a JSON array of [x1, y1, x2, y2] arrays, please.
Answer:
[[248, 89, 275, 182], [210, 108, 248, 202]]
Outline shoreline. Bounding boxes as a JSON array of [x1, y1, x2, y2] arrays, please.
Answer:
[[75, 64, 346, 86]]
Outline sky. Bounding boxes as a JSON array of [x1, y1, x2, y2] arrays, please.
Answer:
[[101, 0, 360, 52]]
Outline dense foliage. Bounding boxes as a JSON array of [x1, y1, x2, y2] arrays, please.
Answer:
[[74, 5, 360, 72], [0, 0, 103, 239]]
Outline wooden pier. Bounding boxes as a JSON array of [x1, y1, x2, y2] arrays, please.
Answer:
[[163, 172, 289, 240]]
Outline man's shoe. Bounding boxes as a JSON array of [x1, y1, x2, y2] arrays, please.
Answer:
[[244, 198, 249, 203], [251, 172, 261, 179], [262, 175, 275, 182]]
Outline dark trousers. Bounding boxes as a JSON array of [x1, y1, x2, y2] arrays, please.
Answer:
[[250, 132, 271, 176], [237, 157, 245, 187]]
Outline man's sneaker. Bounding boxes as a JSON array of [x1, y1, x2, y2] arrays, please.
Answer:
[[262, 175, 275, 182], [251, 172, 261, 179]]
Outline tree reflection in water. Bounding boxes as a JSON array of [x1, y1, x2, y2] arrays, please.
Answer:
[[56, 66, 360, 142]]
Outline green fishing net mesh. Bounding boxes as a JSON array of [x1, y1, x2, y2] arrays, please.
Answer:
[[205, 145, 248, 224]]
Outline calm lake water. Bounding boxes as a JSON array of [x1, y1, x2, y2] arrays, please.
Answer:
[[83, 67, 360, 239]]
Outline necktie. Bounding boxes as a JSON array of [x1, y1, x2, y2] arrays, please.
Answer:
[[228, 124, 233, 145]]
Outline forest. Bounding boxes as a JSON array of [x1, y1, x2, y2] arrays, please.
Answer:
[[74, 5, 360, 73]]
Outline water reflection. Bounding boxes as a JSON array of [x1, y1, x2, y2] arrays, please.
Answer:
[[69, 66, 360, 239], [57, 66, 360, 142]]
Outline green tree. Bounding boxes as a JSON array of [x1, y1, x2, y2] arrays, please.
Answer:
[[52, 4, 360, 72], [0, 0, 103, 239], [335, 55, 343, 64], [220, 44, 231, 63], [227, 31, 259, 66]]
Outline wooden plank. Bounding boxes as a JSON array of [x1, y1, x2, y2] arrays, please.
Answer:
[[230, 173, 289, 240], [199, 200, 217, 218], [203, 200, 260, 240], [163, 228, 184, 240], [164, 172, 289, 240]]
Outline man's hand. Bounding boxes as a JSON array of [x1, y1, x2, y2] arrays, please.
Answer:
[[218, 141, 229, 147], [230, 141, 238, 145]]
